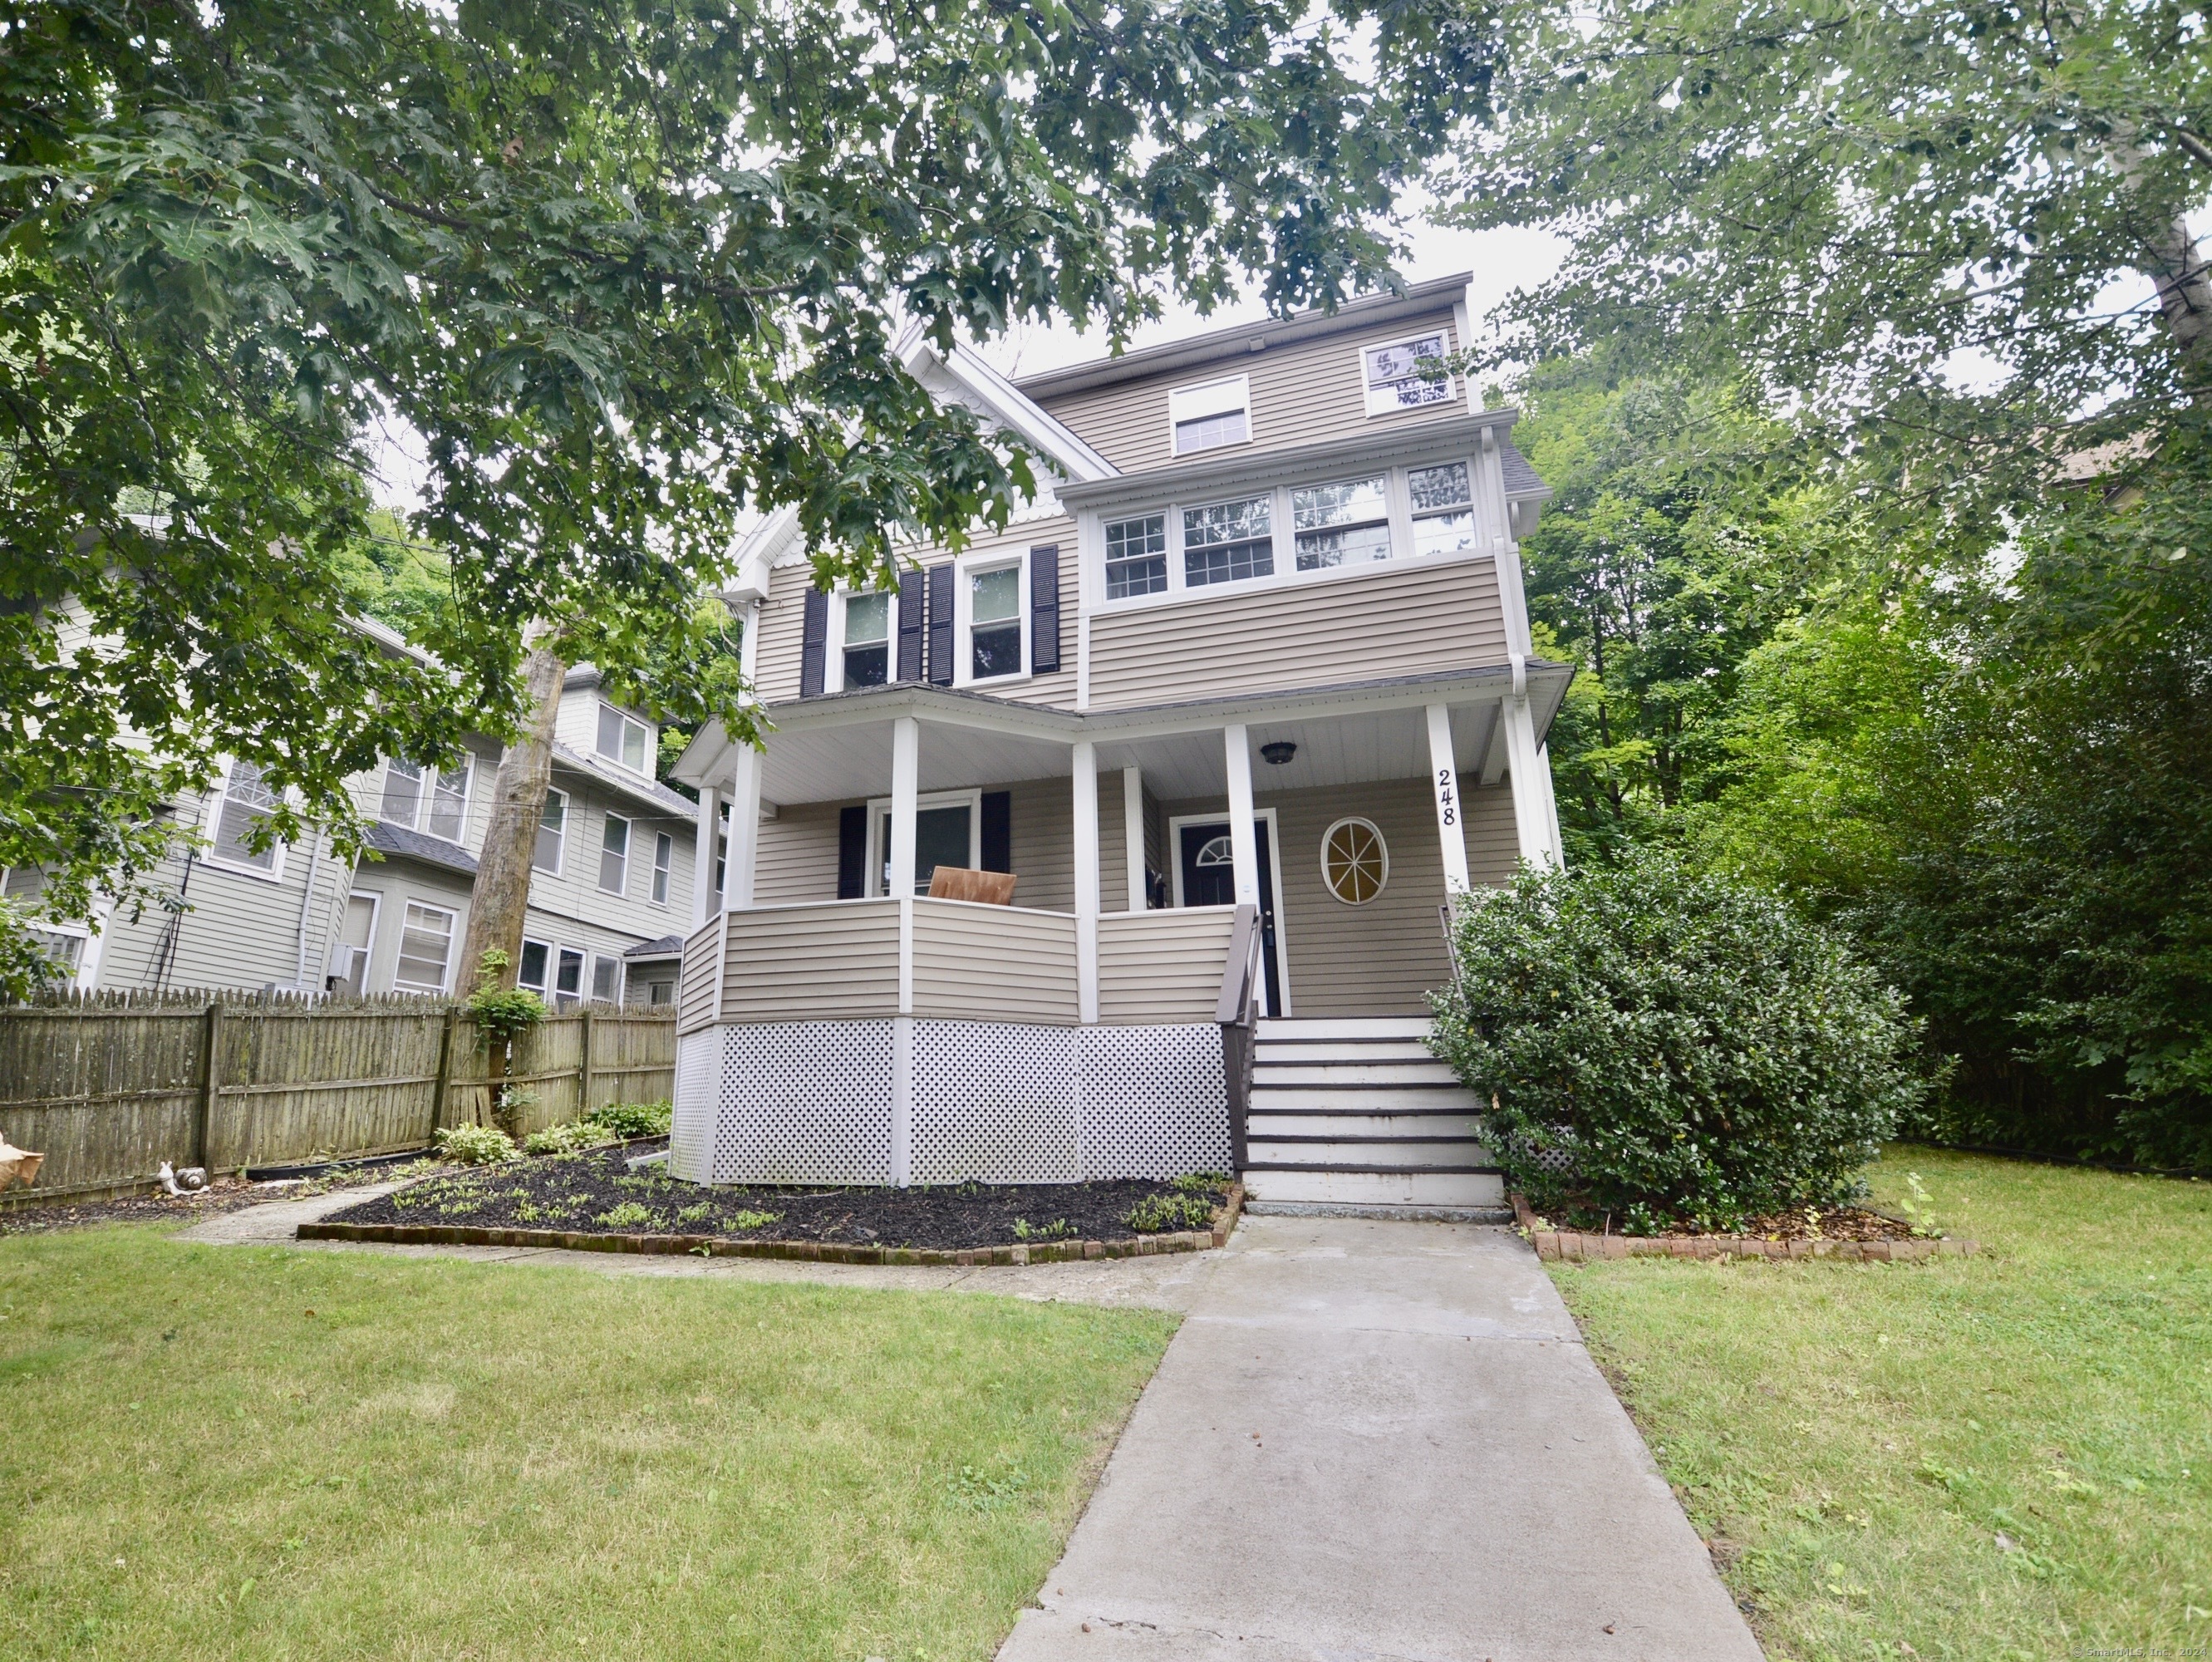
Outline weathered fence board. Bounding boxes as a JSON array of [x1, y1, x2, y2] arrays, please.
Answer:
[[0, 990, 675, 1202]]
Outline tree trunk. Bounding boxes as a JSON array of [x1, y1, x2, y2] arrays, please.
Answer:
[[2101, 128, 2212, 383], [460, 643, 566, 993]]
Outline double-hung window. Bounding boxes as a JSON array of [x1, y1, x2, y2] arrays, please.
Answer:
[[1293, 477, 1391, 570], [209, 760, 280, 873], [969, 565, 1022, 679], [841, 592, 891, 688], [651, 831, 674, 904], [517, 938, 552, 996], [1361, 332, 1455, 416], [589, 954, 622, 1004], [1168, 376, 1251, 456], [393, 902, 455, 992], [1183, 495, 1273, 587], [598, 813, 631, 895], [1104, 514, 1168, 598], [1408, 461, 1477, 556], [379, 755, 470, 843], [534, 789, 568, 874], [596, 704, 651, 774]]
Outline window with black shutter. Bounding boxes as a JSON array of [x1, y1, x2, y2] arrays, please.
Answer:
[[1030, 546, 1059, 673], [981, 791, 1012, 873], [926, 564, 954, 685], [837, 805, 868, 897], [799, 588, 828, 696], [897, 570, 925, 681]]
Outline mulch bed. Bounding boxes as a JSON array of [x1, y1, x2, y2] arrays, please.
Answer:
[[1512, 1193, 1978, 1263], [307, 1141, 1241, 1264]]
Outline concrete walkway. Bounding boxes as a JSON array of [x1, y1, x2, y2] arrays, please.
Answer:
[[996, 1214, 1764, 1662]]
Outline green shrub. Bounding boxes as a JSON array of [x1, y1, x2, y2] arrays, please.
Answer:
[[594, 1201, 660, 1230], [1125, 1192, 1217, 1233], [522, 1120, 618, 1156], [435, 1123, 519, 1166], [1428, 848, 1927, 1232], [587, 1100, 674, 1138]]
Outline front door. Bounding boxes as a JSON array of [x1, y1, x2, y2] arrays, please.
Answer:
[[1177, 819, 1285, 1015]]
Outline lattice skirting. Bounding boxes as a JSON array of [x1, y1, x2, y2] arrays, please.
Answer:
[[686, 1019, 1230, 1186]]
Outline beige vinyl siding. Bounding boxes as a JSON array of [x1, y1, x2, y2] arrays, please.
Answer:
[[1086, 555, 1507, 711], [1099, 769, 1130, 914], [1261, 778, 1455, 1017], [677, 918, 721, 1033], [1097, 907, 1237, 1023], [720, 901, 900, 1020], [1005, 774, 1072, 912], [754, 799, 848, 904], [1034, 307, 1466, 475], [909, 901, 1079, 1022], [1460, 777, 1521, 886], [754, 524, 1079, 712]]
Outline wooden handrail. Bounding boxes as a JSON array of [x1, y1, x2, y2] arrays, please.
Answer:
[[1216, 902, 1262, 1176], [1214, 902, 1261, 1025]]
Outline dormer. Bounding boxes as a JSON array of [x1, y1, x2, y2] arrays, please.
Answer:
[[558, 667, 659, 778]]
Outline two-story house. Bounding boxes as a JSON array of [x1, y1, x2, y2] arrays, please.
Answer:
[[666, 273, 1570, 1208], [15, 659, 703, 1007]]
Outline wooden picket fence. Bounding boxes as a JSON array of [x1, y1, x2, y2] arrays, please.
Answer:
[[0, 987, 676, 1204]]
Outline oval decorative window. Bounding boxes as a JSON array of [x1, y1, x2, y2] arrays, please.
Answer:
[[1320, 817, 1389, 904]]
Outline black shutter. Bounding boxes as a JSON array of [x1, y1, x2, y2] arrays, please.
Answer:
[[927, 563, 954, 686], [799, 587, 828, 697], [836, 804, 868, 898], [1030, 545, 1060, 674], [896, 569, 925, 682], [981, 791, 1012, 873]]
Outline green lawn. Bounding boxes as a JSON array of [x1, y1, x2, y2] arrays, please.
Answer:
[[1550, 1148, 2212, 1660], [0, 1227, 1175, 1661]]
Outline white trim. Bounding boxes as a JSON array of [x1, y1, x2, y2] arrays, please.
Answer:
[[693, 785, 721, 925], [597, 809, 632, 897], [516, 931, 553, 996], [829, 587, 896, 692], [200, 758, 288, 883], [332, 888, 381, 991], [863, 785, 984, 898], [1122, 765, 1146, 912], [1167, 374, 1253, 458], [1072, 740, 1099, 1024], [953, 551, 1030, 688], [1358, 326, 1458, 419], [651, 829, 675, 907], [1425, 702, 1472, 894], [1167, 804, 1292, 1017], [389, 897, 459, 995], [533, 786, 570, 878], [1320, 816, 1392, 906], [594, 701, 656, 776]]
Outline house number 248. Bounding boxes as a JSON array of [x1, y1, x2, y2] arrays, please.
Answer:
[[1434, 767, 1458, 828]]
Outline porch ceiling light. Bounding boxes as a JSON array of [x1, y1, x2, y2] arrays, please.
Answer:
[[1259, 741, 1298, 765]]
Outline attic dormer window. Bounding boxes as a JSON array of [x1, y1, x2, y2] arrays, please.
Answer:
[[596, 703, 651, 774], [1362, 333, 1455, 416], [1168, 376, 1251, 456]]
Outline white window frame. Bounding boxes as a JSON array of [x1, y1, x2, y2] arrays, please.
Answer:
[[1358, 330, 1459, 418], [1167, 374, 1253, 457], [595, 702, 654, 775], [597, 811, 632, 897], [1086, 455, 1483, 612], [331, 888, 382, 988], [588, 951, 624, 1006], [202, 757, 287, 882], [954, 555, 1029, 687], [378, 755, 473, 843], [516, 933, 553, 996], [553, 944, 587, 1008], [1165, 806, 1292, 1015], [390, 898, 458, 994], [862, 787, 985, 897], [830, 588, 897, 692], [533, 788, 569, 877], [651, 830, 675, 906]]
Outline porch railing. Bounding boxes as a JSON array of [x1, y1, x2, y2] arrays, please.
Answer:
[[1214, 902, 1264, 1173]]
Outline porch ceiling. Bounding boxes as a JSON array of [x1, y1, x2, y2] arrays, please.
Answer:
[[762, 722, 1074, 804]]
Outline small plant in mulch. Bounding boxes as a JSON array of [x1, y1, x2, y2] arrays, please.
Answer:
[[523, 1121, 618, 1157], [1125, 1173, 1232, 1234], [435, 1123, 519, 1166], [587, 1100, 673, 1138]]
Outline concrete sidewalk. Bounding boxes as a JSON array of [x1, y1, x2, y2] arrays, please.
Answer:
[[996, 1215, 1764, 1662]]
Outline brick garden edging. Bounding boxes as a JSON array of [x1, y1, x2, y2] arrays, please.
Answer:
[[297, 1182, 1246, 1266], [1511, 1193, 1977, 1263]]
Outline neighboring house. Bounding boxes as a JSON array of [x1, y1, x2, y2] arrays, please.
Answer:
[[668, 273, 1570, 1208], [12, 662, 701, 1007]]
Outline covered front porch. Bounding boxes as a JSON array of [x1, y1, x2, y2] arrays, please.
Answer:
[[667, 668, 1566, 1187]]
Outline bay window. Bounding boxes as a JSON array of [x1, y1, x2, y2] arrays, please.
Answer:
[[1293, 477, 1390, 570], [1104, 514, 1167, 598], [1182, 494, 1273, 586], [1409, 460, 1477, 555]]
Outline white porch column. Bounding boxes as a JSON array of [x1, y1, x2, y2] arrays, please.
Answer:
[[1223, 725, 1260, 907], [888, 716, 919, 897], [1073, 740, 1100, 1024], [692, 784, 722, 925], [725, 745, 764, 910], [1424, 703, 1472, 895], [1502, 680, 1562, 869], [1122, 765, 1146, 912]]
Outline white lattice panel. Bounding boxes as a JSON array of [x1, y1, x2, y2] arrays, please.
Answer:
[[1078, 1025, 1231, 1178], [911, 1021, 1081, 1184], [668, 1028, 721, 1183], [712, 1021, 893, 1184]]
